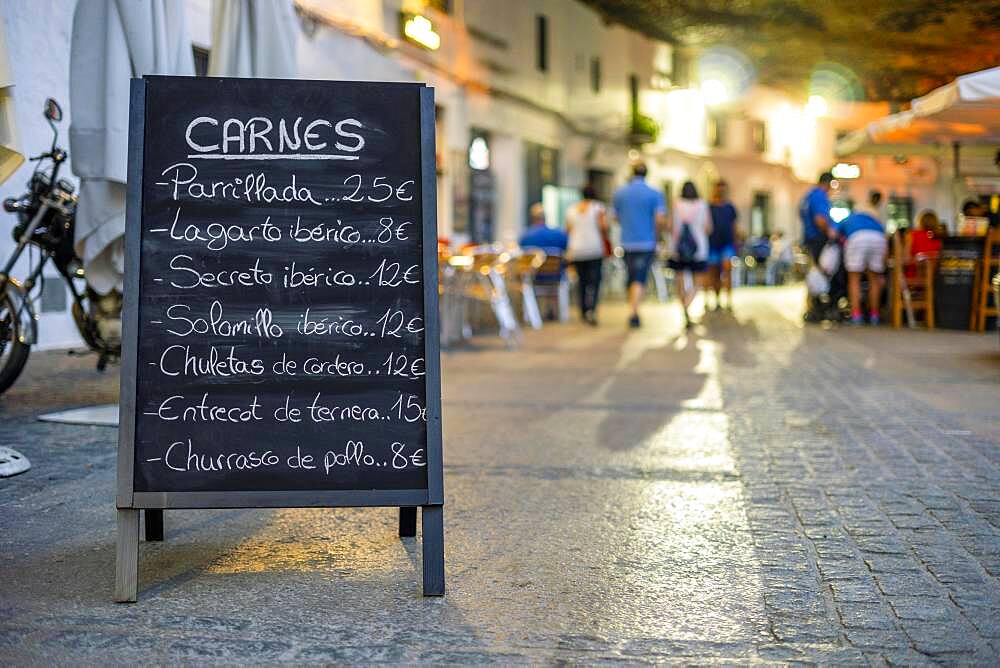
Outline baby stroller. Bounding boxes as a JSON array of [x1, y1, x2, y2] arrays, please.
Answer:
[[804, 240, 850, 323]]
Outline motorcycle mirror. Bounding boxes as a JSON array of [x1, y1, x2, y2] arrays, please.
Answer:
[[44, 98, 63, 123]]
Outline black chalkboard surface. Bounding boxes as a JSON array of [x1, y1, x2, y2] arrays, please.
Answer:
[[115, 76, 443, 601]]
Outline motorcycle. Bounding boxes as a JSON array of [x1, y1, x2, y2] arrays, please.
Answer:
[[0, 98, 121, 394]]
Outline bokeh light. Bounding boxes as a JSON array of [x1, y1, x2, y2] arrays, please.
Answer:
[[809, 62, 864, 104], [701, 79, 730, 106], [805, 94, 829, 117], [696, 47, 755, 106]]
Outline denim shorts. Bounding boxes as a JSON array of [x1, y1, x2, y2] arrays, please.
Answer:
[[624, 251, 655, 285], [707, 244, 735, 267]]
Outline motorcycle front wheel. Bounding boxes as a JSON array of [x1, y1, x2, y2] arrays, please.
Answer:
[[0, 291, 31, 394]]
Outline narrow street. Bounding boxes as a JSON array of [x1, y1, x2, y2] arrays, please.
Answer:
[[1, 287, 998, 664]]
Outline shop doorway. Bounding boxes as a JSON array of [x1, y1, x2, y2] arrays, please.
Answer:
[[750, 191, 772, 238], [586, 169, 614, 204], [525, 142, 560, 223], [468, 128, 495, 244], [886, 195, 914, 234]]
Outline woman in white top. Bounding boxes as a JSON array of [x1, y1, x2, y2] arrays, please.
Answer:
[[668, 181, 712, 328], [565, 184, 608, 325]]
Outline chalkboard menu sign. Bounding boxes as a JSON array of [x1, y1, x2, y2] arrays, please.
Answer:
[[935, 238, 981, 330], [115, 76, 443, 601]]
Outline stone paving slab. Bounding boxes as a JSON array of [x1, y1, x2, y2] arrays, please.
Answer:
[[0, 287, 997, 664]]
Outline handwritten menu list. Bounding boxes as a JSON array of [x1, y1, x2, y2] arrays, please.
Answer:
[[131, 77, 433, 494]]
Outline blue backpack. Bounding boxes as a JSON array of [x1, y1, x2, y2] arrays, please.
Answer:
[[676, 223, 698, 263]]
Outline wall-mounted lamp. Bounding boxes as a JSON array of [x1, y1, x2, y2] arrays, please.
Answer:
[[831, 162, 861, 179], [401, 13, 441, 50]]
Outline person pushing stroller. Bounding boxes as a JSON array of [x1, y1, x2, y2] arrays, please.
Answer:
[[800, 172, 848, 322]]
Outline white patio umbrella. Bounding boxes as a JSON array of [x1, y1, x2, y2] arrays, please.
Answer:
[[208, 0, 298, 78], [69, 0, 194, 295], [837, 66, 1000, 156]]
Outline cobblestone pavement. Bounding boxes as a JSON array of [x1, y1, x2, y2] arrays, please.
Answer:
[[1, 286, 997, 664]]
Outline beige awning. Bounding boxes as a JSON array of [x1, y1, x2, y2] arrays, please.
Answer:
[[837, 66, 1000, 156]]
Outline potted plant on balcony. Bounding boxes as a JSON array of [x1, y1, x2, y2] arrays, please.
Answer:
[[628, 113, 659, 146]]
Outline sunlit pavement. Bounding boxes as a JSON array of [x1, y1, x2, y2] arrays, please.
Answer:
[[1, 286, 998, 663]]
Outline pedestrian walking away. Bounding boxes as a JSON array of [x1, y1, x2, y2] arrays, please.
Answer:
[[668, 181, 712, 328], [565, 184, 608, 325], [706, 179, 740, 311], [839, 190, 888, 325], [613, 162, 668, 328]]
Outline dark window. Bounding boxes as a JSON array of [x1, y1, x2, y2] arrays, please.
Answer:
[[192, 46, 210, 77], [750, 192, 771, 237], [586, 169, 613, 202], [628, 73, 639, 117], [671, 51, 690, 88], [524, 141, 559, 222], [590, 57, 601, 93], [536, 15, 548, 72], [886, 196, 915, 232], [468, 129, 493, 243], [750, 120, 768, 153], [426, 0, 450, 12], [707, 114, 726, 148]]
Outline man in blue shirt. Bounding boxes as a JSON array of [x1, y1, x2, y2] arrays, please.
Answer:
[[799, 172, 835, 262], [613, 163, 667, 327], [839, 190, 887, 325], [520, 203, 568, 286], [519, 203, 568, 254], [707, 180, 739, 311]]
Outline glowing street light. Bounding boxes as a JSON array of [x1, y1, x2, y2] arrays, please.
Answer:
[[695, 46, 755, 106], [701, 78, 730, 106], [831, 162, 861, 179], [402, 14, 441, 51], [805, 94, 829, 117]]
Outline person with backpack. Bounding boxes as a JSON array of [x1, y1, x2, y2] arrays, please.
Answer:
[[668, 181, 712, 328]]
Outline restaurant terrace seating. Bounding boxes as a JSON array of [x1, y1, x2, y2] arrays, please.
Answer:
[[890, 232, 935, 329], [973, 228, 1000, 332]]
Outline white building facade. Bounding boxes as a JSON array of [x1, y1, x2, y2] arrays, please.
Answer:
[[1, 0, 864, 347]]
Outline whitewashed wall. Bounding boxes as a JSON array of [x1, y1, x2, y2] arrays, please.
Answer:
[[0, 0, 82, 349]]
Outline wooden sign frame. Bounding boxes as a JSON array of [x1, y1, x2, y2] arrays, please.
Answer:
[[115, 77, 444, 601]]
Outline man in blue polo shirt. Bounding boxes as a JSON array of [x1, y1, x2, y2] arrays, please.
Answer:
[[613, 163, 667, 328], [799, 172, 835, 262]]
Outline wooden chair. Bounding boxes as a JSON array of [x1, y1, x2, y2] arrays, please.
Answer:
[[974, 228, 1000, 332], [509, 250, 546, 330], [889, 233, 935, 329], [531, 253, 570, 322]]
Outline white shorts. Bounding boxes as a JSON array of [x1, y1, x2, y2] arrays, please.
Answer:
[[844, 230, 887, 273]]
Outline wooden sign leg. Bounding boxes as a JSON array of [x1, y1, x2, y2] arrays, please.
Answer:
[[144, 509, 163, 542], [114, 509, 139, 603], [399, 506, 417, 537], [421, 505, 444, 596]]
